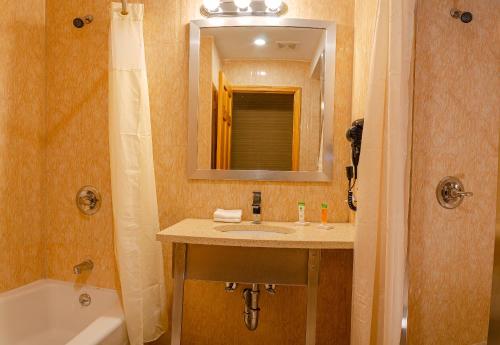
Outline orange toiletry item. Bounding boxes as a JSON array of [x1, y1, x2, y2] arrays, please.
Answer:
[[321, 203, 328, 224]]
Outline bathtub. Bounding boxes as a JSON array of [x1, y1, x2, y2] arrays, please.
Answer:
[[0, 279, 128, 345]]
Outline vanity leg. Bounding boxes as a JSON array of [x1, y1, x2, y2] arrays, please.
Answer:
[[171, 243, 187, 345], [305, 249, 320, 345]]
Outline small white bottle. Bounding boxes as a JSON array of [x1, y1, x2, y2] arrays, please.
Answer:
[[296, 201, 309, 226]]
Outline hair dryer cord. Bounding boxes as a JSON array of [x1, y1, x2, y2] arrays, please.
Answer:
[[347, 189, 357, 211]]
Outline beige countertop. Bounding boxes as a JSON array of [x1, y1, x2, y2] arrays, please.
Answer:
[[157, 218, 355, 249]]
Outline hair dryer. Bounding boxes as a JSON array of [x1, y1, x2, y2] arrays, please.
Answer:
[[345, 118, 364, 211], [346, 118, 364, 179]]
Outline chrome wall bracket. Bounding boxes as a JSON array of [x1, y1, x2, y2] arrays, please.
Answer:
[[264, 283, 276, 294], [224, 282, 238, 292], [73, 15, 93, 29], [436, 176, 473, 209], [450, 8, 473, 23], [76, 186, 101, 215]]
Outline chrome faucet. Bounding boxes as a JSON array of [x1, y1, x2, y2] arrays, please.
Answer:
[[252, 191, 261, 224], [73, 259, 94, 274]]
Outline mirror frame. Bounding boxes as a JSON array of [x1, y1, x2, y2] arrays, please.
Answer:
[[187, 17, 336, 182]]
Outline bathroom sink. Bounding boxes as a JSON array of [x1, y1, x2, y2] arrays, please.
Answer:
[[214, 224, 295, 237]]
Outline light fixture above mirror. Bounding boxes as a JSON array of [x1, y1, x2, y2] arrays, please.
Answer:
[[233, 0, 251, 10], [200, 0, 287, 17], [202, 0, 222, 12]]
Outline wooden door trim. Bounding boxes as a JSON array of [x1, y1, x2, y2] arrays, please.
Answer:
[[216, 71, 232, 169]]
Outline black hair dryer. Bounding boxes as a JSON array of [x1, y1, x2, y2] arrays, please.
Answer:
[[345, 118, 364, 211]]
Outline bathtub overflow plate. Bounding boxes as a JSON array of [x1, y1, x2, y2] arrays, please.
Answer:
[[79, 293, 91, 307]]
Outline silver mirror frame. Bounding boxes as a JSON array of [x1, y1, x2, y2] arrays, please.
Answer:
[[187, 17, 336, 182]]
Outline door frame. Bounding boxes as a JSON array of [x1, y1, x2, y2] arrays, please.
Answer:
[[230, 85, 302, 171]]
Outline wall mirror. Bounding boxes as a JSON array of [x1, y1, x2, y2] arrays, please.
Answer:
[[188, 18, 336, 181]]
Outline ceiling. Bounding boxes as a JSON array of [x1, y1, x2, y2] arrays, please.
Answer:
[[201, 26, 324, 61]]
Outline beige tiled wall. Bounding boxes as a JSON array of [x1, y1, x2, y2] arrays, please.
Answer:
[[45, 0, 118, 289], [44, 0, 354, 342], [408, 0, 499, 344], [348, 0, 377, 225], [0, 1, 45, 292], [350, 0, 500, 343], [350, 0, 377, 120], [197, 36, 215, 170]]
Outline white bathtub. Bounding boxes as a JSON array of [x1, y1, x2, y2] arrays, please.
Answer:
[[0, 279, 128, 345]]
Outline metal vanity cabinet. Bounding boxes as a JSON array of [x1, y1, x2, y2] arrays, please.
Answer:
[[170, 243, 321, 345]]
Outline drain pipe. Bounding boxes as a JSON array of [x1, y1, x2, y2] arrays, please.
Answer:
[[243, 284, 260, 331]]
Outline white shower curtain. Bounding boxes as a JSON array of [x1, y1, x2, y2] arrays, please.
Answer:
[[351, 0, 415, 344], [109, 3, 167, 344]]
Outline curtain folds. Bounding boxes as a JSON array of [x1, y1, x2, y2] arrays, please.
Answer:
[[351, 0, 415, 344], [109, 3, 167, 344]]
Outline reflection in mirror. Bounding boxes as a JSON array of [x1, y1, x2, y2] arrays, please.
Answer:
[[197, 26, 326, 172]]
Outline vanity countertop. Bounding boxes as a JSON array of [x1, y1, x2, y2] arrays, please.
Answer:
[[156, 218, 355, 249]]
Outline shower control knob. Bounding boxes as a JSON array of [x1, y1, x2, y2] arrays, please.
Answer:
[[76, 185, 101, 215], [436, 176, 473, 209]]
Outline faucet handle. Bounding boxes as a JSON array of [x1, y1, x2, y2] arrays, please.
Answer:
[[252, 191, 262, 224]]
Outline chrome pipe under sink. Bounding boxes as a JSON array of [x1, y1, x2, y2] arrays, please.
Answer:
[[243, 284, 260, 331]]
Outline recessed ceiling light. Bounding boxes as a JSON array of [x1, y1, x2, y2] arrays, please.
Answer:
[[254, 38, 266, 46]]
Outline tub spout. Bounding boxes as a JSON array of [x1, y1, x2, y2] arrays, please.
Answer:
[[73, 259, 94, 274]]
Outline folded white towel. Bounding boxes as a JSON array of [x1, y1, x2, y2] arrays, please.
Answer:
[[213, 208, 242, 223], [214, 217, 241, 223]]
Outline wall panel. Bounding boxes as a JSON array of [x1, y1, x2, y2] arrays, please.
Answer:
[[408, 1, 499, 343]]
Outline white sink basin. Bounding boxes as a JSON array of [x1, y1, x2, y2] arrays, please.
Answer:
[[214, 224, 295, 237]]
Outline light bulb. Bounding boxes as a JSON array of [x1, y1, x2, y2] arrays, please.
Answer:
[[203, 0, 220, 11], [234, 0, 251, 9], [265, 0, 282, 10], [254, 38, 266, 46]]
